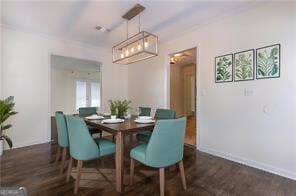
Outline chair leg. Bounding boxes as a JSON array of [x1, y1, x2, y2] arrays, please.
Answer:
[[60, 147, 67, 173], [101, 156, 105, 168], [178, 160, 187, 190], [112, 135, 115, 142], [130, 158, 135, 185], [100, 131, 102, 138], [159, 168, 165, 196], [55, 146, 61, 165], [66, 157, 73, 182], [74, 160, 83, 194]]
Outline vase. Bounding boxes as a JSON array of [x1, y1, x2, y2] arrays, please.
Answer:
[[118, 112, 125, 119], [0, 139, 3, 156]]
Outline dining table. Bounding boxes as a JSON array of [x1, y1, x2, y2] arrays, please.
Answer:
[[84, 116, 155, 193]]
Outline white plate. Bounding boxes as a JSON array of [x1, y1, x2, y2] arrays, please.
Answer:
[[101, 119, 124, 124], [85, 115, 104, 120], [138, 116, 153, 120], [134, 119, 155, 124]]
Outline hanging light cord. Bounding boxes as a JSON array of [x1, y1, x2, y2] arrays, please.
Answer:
[[126, 20, 129, 39], [138, 13, 141, 33]]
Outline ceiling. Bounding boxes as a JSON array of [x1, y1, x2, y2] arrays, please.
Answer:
[[1, 1, 259, 48]]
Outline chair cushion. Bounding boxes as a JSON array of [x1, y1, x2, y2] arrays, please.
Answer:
[[136, 131, 151, 143], [95, 138, 116, 157], [130, 144, 147, 164]]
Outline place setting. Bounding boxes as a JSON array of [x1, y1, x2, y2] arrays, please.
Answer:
[[134, 116, 155, 124]]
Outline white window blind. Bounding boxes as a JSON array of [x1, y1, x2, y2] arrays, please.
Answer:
[[75, 80, 101, 110]]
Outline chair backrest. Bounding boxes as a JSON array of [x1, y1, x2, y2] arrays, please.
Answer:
[[155, 108, 176, 119], [139, 107, 151, 116], [78, 107, 97, 117], [65, 115, 99, 161], [145, 117, 187, 168], [55, 112, 69, 148]]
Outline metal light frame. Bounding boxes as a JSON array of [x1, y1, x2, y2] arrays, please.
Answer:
[[112, 4, 158, 65], [112, 31, 158, 64]]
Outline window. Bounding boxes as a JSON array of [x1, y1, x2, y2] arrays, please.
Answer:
[[91, 82, 100, 107], [75, 80, 101, 110], [75, 81, 87, 109]]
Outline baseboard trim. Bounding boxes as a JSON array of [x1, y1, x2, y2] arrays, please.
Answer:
[[199, 146, 296, 181], [6, 139, 51, 150]]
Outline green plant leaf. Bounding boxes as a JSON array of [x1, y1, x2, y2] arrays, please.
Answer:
[[0, 96, 17, 138], [257, 46, 279, 77], [2, 135, 13, 148], [1, 124, 12, 131], [216, 56, 232, 82], [235, 53, 253, 80]]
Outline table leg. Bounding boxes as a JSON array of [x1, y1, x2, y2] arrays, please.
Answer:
[[115, 132, 124, 192], [129, 134, 133, 146]]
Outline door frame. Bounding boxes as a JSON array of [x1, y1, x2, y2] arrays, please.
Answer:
[[164, 45, 201, 150], [48, 52, 103, 143]]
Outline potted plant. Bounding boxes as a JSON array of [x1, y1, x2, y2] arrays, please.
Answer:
[[0, 96, 17, 155], [108, 100, 131, 119], [109, 100, 118, 119]]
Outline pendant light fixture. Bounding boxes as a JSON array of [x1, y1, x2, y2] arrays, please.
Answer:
[[112, 4, 158, 65]]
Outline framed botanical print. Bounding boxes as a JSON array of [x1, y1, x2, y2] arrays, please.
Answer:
[[215, 54, 233, 83], [234, 49, 254, 81], [256, 44, 280, 79]]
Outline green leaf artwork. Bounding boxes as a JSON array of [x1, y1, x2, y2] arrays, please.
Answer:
[[234, 50, 254, 81], [215, 54, 233, 83], [256, 44, 280, 79]]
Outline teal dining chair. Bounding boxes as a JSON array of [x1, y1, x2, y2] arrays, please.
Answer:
[[55, 111, 69, 174], [65, 115, 116, 194], [139, 107, 151, 116], [78, 107, 97, 117], [130, 117, 187, 196], [136, 108, 176, 143], [78, 107, 102, 138]]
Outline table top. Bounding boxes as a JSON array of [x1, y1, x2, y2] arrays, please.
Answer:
[[85, 116, 155, 134]]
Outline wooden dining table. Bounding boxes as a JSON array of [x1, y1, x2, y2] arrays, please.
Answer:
[[85, 116, 155, 192]]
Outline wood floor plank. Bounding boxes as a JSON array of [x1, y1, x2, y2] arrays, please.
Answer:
[[1, 142, 296, 196]]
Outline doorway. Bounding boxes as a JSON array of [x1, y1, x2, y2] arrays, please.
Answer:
[[169, 48, 197, 147], [50, 54, 102, 143]]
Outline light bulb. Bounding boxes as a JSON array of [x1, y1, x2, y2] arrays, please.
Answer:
[[125, 49, 129, 56], [144, 41, 149, 48], [137, 43, 142, 51], [131, 47, 134, 53], [121, 53, 124, 58]]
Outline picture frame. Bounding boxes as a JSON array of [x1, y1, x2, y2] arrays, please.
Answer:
[[256, 44, 280, 79], [215, 54, 233, 83], [234, 49, 255, 82]]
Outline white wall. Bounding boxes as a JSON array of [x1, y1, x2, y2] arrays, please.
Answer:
[[1, 26, 128, 148], [128, 2, 296, 180], [128, 52, 167, 115], [0, 27, 3, 98]]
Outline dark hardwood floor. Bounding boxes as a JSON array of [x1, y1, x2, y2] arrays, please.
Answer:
[[1, 140, 296, 196]]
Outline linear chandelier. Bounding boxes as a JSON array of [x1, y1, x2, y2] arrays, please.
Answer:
[[112, 4, 158, 65]]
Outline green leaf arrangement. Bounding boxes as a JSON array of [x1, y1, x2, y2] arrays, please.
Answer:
[[257, 47, 279, 77], [235, 53, 253, 80], [0, 96, 18, 148], [108, 100, 132, 116], [216, 57, 232, 82]]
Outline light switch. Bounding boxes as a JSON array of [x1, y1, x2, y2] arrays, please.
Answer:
[[200, 90, 205, 96], [244, 88, 254, 96]]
